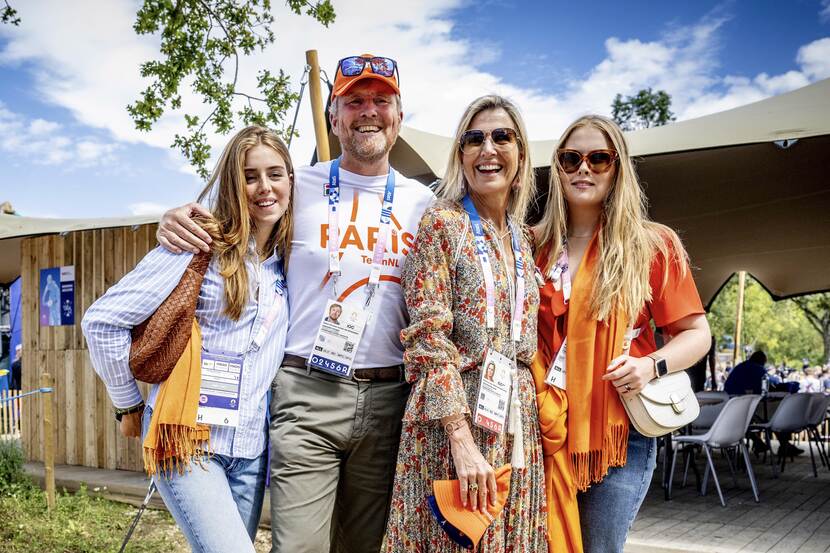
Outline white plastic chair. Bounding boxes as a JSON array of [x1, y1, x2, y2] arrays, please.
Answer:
[[754, 393, 814, 477], [668, 395, 762, 507]]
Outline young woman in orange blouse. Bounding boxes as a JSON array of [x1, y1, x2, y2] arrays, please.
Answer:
[[532, 115, 711, 553]]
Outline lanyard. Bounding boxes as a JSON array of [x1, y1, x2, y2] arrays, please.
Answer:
[[549, 243, 572, 303], [461, 194, 525, 342], [251, 258, 286, 350], [327, 157, 396, 301]]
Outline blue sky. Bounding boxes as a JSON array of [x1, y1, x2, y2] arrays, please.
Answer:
[[1, 0, 829, 219]]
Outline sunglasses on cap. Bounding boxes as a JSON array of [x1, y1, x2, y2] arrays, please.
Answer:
[[556, 149, 618, 174], [459, 128, 520, 155], [338, 56, 399, 81]]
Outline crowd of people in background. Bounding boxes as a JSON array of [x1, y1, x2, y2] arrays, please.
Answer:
[[708, 355, 830, 395]]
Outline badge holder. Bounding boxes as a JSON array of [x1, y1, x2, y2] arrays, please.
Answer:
[[473, 349, 513, 434], [197, 350, 244, 427], [307, 298, 368, 379]]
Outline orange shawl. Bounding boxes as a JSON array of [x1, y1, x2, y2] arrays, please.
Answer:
[[142, 319, 211, 475], [565, 232, 630, 490]]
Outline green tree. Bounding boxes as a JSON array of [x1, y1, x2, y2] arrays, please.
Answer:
[[1, 1, 20, 26], [791, 293, 830, 364], [707, 274, 823, 366], [129, 0, 335, 179], [611, 88, 676, 131], [2, 1, 336, 179]]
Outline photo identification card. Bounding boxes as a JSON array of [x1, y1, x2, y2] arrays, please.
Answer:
[[473, 350, 513, 434], [197, 350, 243, 427], [545, 338, 567, 390], [308, 299, 368, 379]]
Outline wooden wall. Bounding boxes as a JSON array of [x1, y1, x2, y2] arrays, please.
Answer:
[[20, 224, 158, 472]]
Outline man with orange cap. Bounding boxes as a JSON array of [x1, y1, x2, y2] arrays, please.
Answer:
[[156, 54, 435, 553]]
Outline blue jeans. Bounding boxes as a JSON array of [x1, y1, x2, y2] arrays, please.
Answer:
[[577, 427, 657, 553], [142, 406, 266, 553]]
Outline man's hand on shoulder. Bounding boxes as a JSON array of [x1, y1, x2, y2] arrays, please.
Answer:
[[157, 202, 213, 254]]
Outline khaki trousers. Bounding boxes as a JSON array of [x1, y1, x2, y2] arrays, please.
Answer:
[[269, 364, 409, 553]]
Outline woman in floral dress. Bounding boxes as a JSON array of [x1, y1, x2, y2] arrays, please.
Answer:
[[383, 95, 547, 552]]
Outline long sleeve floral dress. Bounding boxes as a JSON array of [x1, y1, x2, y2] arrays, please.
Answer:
[[383, 201, 547, 553]]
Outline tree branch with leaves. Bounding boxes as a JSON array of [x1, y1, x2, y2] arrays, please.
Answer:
[[128, 0, 335, 179], [1, 1, 20, 25], [791, 293, 830, 364]]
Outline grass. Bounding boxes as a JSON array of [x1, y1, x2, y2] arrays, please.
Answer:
[[0, 438, 179, 553]]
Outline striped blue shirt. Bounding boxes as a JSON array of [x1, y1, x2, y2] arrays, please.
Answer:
[[82, 245, 287, 459]]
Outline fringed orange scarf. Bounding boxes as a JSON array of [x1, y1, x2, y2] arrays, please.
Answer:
[[566, 232, 630, 491], [142, 318, 211, 476]]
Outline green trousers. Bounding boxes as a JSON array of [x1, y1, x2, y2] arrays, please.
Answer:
[[269, 365, 409, 553]]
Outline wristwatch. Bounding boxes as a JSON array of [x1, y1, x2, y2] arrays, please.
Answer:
[[114, 401, 145, 422], [647, 354, 668, 378]]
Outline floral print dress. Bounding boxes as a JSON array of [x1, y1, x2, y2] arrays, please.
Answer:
[[383, 201, 547, 553]]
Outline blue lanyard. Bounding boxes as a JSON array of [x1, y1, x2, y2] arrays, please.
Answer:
[[327, 157, 396, 301], [461, 194, 525, 341]]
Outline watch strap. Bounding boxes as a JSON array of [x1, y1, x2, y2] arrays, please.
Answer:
[[647, 353, 668, 378], [114, 401, 145, 422]]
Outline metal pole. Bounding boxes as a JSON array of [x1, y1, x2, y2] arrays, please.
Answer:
[[40, 373, 56, 511], [733, 271, 746, 367], [306, 49, 331, 162]]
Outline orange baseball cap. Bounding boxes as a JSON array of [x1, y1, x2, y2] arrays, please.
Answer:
[[331, 54, 400, 99], [428, 464, 512, 549]]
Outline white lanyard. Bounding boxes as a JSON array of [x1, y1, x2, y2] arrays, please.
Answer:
[[461, 194, 525, 342], [251, 259, 286, 351], [326, 157, 395, 302], [548, 243, 572, 303]]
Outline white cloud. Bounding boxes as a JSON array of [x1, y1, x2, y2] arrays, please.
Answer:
[[0, 101, 120, 167], [128, 201, 169, 216], [821, 0, 830, 23], [0, 0, 827, 176]]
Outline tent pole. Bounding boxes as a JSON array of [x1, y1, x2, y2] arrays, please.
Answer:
[[306, 50, 330, 162], [733, 271, 746, 366]]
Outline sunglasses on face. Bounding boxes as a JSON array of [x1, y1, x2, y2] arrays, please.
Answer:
[[557, 149, 618, 173], [459, 128, 520, 155], [338, 56, 399, 80]]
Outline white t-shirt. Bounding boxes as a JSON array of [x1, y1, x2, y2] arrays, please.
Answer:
[[285, 160, 435, 368]]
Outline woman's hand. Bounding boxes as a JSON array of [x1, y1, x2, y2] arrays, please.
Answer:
[[602, 355, 655, 395], [119, 412, 142, 438], [157, 202, 213, 254], [443, 417, 497, 514]]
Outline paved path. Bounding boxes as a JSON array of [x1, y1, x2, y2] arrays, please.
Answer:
[[627, 443, 830, 553]]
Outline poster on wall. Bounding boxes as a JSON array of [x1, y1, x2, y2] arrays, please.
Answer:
[[39, 266, 75, 326]]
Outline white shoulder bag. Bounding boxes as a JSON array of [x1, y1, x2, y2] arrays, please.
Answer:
[[619, 327, 699, 437]]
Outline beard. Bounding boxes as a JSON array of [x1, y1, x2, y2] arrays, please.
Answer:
[[340, 129, 395, 165]]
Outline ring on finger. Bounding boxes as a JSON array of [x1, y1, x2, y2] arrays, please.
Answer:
[[468, 482, 479, 492], [624, 383, 631, 392]]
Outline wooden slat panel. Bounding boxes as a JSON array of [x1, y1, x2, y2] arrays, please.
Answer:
[[82, 352, 98, 468], [72, 233, 84, 351], [51, 235, 65, 350], [62, 233, 76, 350], [49, 350, 66, 466], [64, 350, 78, 465], [73, 349, 86, 465], [80, 230, 94, 351], [32, 349, 47, 462]]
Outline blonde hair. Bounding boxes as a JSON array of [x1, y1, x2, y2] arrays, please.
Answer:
[[196, 126, 294, 320], [535, 115, 686, 322], [435, 95, 535, 223]]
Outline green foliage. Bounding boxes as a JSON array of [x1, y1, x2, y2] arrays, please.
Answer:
[[791, 292, 830, 363], [129, 0, 335, 179], [1, 1, 21, 26], [0, 439, 34, 496], [611, 88, 676, 131], [707, 274, 825, 366]]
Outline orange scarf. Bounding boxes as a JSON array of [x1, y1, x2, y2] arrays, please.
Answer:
[[565, 232, 630, 490], [142, 319, 211, 475]]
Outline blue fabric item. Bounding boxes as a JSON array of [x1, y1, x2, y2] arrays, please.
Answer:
[[142, 406, 265, 553], [577, 427, 657, 553], [724, 360, 767, 395]]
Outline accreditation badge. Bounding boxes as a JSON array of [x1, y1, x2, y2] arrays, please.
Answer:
[[197, 350, 244, 427], [308, 299, 368, 379], [545, 338, 567, 390], [473, 350, 513, 434]]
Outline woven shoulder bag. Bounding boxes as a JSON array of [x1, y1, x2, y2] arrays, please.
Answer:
[[129, 251, 212, 383]]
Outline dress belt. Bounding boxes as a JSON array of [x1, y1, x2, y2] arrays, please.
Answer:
[[281, 354, 405, 383]]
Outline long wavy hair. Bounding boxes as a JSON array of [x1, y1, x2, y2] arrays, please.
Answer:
[[195, 126, 294, 320], [435, 95, 535, 223], [535, 115, 686, 322]]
